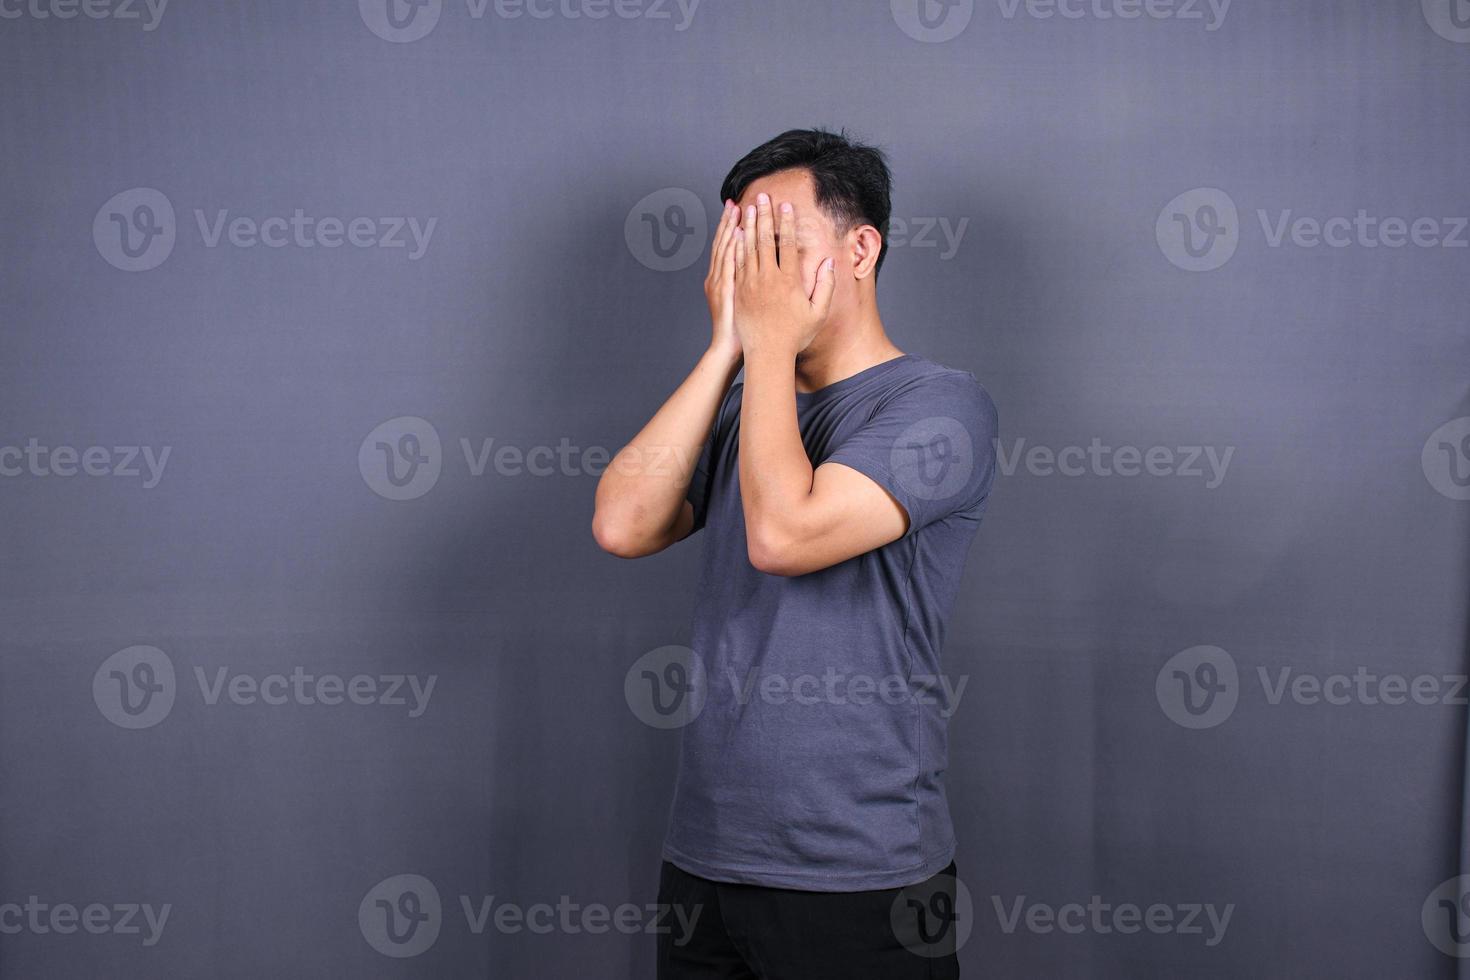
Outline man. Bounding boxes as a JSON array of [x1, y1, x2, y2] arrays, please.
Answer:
[[594, 129, 998, 978]]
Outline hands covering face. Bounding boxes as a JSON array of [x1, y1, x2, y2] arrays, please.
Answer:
[[706, 194, 836, 360]]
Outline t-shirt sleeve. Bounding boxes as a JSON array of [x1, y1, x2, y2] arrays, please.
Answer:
[[823, 371, 998, 536], [685, 382, 739, 534]]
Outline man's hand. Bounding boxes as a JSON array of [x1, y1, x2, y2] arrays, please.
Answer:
[[704, 200, 742, 360], [733, 194, 836, 358]]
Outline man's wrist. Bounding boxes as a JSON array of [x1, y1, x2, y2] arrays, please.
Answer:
[[703, 341, 743, 369], [740, 344, 797, 375]]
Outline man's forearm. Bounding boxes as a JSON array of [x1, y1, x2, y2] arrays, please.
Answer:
[[592, 345, 742, 557], [737, 346, 814, 564]]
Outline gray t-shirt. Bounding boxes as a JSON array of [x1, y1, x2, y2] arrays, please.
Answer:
[[664, 352, 999, 892]]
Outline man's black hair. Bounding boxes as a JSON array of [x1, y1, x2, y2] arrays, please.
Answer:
[[719, 128, 893, 278]]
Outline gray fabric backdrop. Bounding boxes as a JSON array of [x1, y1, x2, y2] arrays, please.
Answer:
[[2, 1, 1468, 977]]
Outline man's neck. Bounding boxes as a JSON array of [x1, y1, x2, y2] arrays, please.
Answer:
[[791, 301, 904, 394]]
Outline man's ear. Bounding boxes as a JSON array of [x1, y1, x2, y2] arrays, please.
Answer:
[[850, 224, 884, 280]]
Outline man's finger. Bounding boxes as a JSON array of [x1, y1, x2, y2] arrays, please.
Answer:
[[721, 222, 739, 290], [707, 200, 734, 280], [733, 226, 747, 278], [777, 202, 796, 273], [756, 193, 777, 269], [743, 204, 759, 273], [810, 257, 836, 318]]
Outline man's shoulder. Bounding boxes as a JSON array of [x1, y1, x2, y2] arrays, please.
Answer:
[[881, 355, 996, 418]]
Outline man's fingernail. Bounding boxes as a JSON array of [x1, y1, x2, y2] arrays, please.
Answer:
[[758, 193, 770, 206], [780, 203, 792, 214]]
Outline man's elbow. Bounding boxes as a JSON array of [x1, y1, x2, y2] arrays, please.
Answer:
[[746, 522, 806, 577], [592, 510, 658, 559]]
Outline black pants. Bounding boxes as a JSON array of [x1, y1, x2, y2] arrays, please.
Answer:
[[656, 860, 962, 979]]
